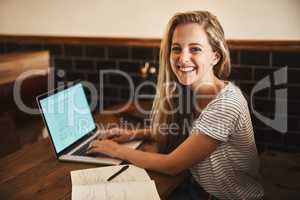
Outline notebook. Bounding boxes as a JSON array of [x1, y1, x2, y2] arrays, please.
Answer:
[[36, 82, 142, 165], [71, 164, 160, 200]]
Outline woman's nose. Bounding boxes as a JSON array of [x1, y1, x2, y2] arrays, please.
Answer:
[[178, 51, 191, 64]]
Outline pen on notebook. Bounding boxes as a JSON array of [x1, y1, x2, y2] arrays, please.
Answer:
[[107, 165, 129, 181]]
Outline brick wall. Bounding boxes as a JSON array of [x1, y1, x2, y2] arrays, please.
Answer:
[[0, 39, 299, 151]]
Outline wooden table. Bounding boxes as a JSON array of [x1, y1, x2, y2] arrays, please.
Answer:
[[0, 112, 186, 200]]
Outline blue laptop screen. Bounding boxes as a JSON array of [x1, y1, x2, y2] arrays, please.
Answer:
[[39, 83, 96, 153]]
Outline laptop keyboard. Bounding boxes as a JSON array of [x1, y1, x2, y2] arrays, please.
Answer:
[[72, 141, 108, 157], [73, 142, 90, 156]]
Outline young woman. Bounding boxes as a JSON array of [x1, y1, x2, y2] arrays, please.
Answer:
[[88, 11, 264, 199]]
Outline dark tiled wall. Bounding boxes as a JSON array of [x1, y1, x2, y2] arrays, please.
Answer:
[[0, 40, 299, 151], [229, 50, 300, 151]]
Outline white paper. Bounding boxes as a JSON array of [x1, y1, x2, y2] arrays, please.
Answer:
[[71, 165, 151, 185], [71, 165, 160, 200], [72, 181, 160, 200]]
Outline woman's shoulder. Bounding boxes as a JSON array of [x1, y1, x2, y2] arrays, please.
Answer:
[[207, 82, 248, 112], [218, 82, 243, 99]]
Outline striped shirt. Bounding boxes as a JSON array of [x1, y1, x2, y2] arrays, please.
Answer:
[[190, 82, 264, 200]]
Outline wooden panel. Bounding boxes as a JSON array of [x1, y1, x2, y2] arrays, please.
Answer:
[[1, 34, 300, 51], [0, 34, 161, 47], [227, 39, 300, 52], [0, 51, 49, 85]]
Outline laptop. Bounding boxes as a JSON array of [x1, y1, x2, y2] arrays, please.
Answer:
[[36, 82, 142, 165]]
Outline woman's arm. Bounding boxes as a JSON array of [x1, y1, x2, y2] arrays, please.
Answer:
[[88, 131, 219, 176]]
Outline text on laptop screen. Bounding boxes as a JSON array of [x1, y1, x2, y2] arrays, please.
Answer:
[[40, 83, 96, 153]]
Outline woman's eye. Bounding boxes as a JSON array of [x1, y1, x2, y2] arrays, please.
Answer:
[[171, 47, 181, 53], [190, 47, 201, 53]]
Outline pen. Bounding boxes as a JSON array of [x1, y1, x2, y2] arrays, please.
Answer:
[[107, 165, 129, 181]]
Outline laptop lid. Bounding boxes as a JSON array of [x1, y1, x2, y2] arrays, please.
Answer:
[[37, 82, 97, 157]]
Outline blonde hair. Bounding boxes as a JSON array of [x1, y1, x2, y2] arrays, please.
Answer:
[[151, 11, 231, 153]]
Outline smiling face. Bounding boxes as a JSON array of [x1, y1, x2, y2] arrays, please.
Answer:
[[170, 23, 220, 88]]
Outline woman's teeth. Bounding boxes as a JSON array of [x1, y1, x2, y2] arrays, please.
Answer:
[[178, 66, 196, 72]]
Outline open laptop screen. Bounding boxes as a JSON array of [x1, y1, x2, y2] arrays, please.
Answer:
[[39, 83, 96, 154]]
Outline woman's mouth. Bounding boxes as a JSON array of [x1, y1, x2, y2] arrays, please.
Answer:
[[177, 65, 196, 73]]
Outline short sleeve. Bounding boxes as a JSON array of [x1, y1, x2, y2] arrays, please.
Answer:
[[192, 97, 242, 142]]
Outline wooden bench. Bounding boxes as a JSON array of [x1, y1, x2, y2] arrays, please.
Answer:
[[0, 51, 49, 158]]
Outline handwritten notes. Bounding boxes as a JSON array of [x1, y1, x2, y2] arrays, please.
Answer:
[[71, 165, 160, 200]]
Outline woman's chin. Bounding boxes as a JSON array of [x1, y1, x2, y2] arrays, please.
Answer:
[[177, 78, 195, 86], [175, 70, 198, 86]]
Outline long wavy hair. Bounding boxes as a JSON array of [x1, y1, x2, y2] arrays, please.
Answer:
[[151, 11, 231, 153]]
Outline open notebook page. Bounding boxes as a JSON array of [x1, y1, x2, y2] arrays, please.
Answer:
[[72, 180, 160, 200], [71, 164, 151, 184], [71, 165, 160, 200]]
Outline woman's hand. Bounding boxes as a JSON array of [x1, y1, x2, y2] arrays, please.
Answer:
[[100, 128, 135, 143], [87, 139, 123, 158]]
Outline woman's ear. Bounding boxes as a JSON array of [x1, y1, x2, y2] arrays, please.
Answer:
[[212, 51, 221, 66]]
